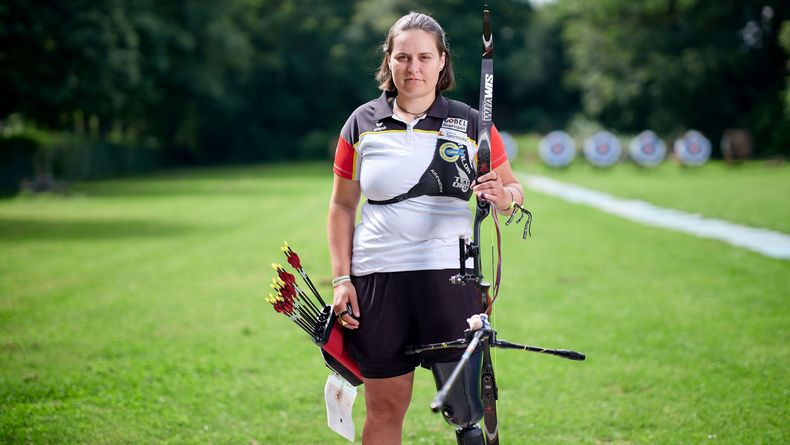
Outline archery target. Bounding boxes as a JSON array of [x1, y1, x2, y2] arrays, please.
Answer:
[[499, 131, 519, 161], [674, 130, 711, 166], [628, 130, 666, 167], [538, 131, 576, 168], [583, 131, 622, 167]]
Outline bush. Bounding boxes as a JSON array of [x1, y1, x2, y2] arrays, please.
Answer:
[[0, 135, 39, 196], [0, 130, 163, 196], [298, 130, 336, 160], [46, 137, 162, 180]]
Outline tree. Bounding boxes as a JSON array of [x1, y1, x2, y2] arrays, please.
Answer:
[[0, 0, 143, 129], [559, 0, 789, 154]]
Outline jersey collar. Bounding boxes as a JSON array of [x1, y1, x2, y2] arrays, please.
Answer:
[[373, 91, 450, 121]]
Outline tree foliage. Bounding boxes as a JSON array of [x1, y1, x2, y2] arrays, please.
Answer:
[[0, 0, 787, 169]]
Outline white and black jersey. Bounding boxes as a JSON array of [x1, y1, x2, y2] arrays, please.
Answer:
[[334, 92, 507, 276]]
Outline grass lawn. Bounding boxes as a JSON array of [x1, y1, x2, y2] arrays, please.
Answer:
[[1, 162, 788, 444]]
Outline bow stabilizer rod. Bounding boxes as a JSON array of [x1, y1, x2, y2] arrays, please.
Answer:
[[431, 327, 488, 412]]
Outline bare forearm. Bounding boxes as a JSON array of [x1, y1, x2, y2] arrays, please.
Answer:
[[327, 202, 356, 277]]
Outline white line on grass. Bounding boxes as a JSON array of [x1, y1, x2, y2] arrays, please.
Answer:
[[519, 174, 790, 260]]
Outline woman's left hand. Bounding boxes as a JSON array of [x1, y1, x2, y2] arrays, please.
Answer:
[[471, 171, 509, 212]]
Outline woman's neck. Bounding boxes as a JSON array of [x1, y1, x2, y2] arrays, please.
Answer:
[[394, 94, 435, 118]]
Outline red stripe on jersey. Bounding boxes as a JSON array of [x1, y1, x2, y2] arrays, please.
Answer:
[[333, 136, 356, 179], [490, 125, 508, 169]]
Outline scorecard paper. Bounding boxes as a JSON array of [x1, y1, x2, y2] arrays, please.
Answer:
[[324, 373, 357, 441]]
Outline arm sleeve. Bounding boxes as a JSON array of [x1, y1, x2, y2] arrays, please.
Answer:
[[333, 115, 359, 180], [490, 125, 508, 169], [333, 136, 356, 180]]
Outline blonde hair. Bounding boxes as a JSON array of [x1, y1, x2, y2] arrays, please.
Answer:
[[375, 12, 455, 93]]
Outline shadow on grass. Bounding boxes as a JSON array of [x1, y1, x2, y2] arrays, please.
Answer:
[[0, 162, 333, 200], [64, 162, 333, 198], [0, 217, 192, 242]]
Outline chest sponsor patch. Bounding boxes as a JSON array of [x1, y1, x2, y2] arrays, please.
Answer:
[[438, 128, 468, 145], [439, 142, 465, 163], [442, 117, 468, 133]]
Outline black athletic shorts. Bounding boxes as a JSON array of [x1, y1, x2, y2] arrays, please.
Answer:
[[346, 269, 481, 379]]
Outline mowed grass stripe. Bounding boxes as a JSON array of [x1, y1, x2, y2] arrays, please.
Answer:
[[520, 173, 790, 259], [1, 163, 787, 444], [512, 158, 790, 234]]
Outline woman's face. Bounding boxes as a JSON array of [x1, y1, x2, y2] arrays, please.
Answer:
[[388, 29, 445, 101]]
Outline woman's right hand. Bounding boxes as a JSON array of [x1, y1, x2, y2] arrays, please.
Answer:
[[333, 281, 360, 330]]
